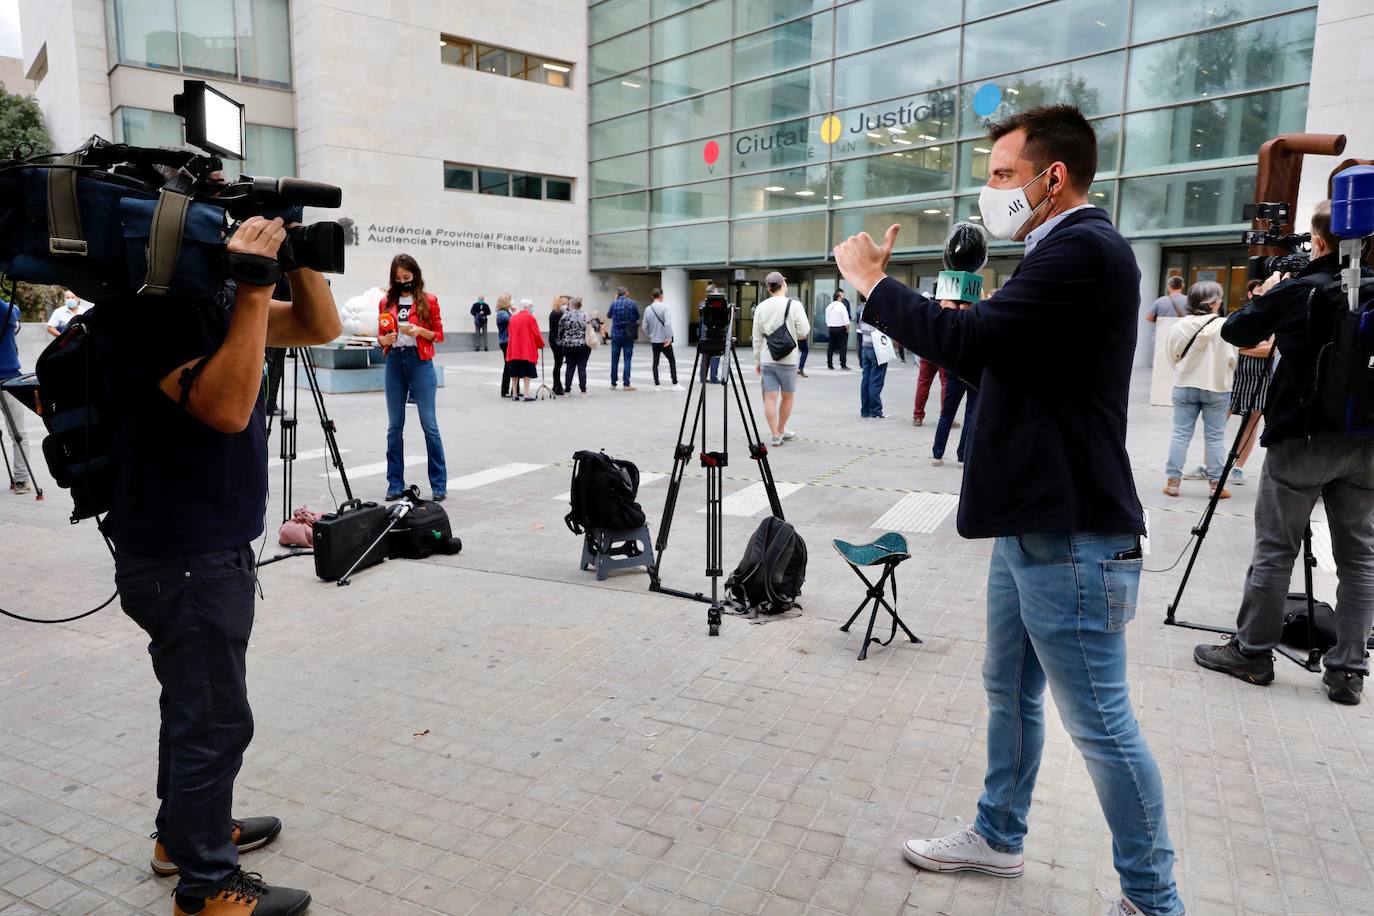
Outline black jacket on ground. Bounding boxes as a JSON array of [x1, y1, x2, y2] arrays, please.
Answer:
[[1221, 252, 1374, 446], [861, 207, 1145, 538]]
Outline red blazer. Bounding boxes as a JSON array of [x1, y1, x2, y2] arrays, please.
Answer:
[[379, 293, 443, 360], [505, 309, 545, 363]]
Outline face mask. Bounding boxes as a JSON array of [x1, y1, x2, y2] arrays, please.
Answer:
[[65, 299, 78, 309], [978, 166, 1054, 241]]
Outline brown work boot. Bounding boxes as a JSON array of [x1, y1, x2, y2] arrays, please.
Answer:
[[1163, 478, 1180, 497], [1209, 480, 1231, 499], [153, 818, 282, 877], [172, 868, 309, 916]]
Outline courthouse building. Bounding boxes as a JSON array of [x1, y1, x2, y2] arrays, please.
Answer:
[[16, 1, 1374, 361]]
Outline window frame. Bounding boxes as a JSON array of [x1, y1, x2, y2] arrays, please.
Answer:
[[442, 32, 575, 89], [442, 161, 576, 203], [105, 0, 295, 89]]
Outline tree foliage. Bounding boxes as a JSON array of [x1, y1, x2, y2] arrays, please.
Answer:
[[0, 83, 59, 320]]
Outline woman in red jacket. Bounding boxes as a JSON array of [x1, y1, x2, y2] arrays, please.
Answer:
[[505, 300, 545, 401], [378, 254, 447, 500]]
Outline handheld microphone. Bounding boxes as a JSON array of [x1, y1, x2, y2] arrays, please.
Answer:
[[936, 222, 989, 303]]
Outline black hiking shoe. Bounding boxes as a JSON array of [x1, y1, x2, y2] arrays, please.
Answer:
[[1324, 668, 1364, 705], [1193, 639, 1275, 686], [172, 868, 309, 916]]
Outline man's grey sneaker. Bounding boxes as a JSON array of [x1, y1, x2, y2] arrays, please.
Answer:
[[153, 817, 282, 876], [1230, 467, 1245, 485], [1193, 638, 1274, 685], [1183, 465, 1209, 480], [901, 818, 1024, 877], [1324, 668, 1363, 705]]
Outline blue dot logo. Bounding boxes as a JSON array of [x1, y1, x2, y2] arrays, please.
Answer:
[[972, 84, 1003, 118]]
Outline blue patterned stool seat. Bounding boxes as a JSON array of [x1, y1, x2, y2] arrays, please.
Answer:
[[832, 532, 921, 661], [832, 532, 910, 567]]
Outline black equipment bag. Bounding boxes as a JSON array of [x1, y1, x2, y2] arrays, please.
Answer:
[[725, 516, 807, 614], [565, 449, 646, 534], [33, 312, 115, 520], [1280, 592, 1338, 654], [312, 498, 389, 581], [387, 498, 463, 559], [764, 299, 799, 361]]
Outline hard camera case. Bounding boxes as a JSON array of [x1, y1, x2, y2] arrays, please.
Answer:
[[312, 498, 389, 580]]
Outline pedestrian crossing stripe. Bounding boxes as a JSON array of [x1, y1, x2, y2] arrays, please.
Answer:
[[871, 491, 958, 534], [449, 462, 546, 491], [700, 481, 805, 516], [322, 456, 423, 479]]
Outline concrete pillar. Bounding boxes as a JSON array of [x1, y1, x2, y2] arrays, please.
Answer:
[[1297, 2, 1374, 224], [660, 267, 690, 344], [1131, 239, 1161, 369]]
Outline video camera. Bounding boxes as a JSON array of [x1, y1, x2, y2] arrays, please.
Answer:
[[1241, 201, 1312, 281], [0, 79, 345, 304], [698, 291, 734, 357]]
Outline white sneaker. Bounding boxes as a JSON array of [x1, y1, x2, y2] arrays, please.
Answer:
[[1101, 895, 1143, 915], [771, 435, 784, 446], [782, 430, 797, 441], [901, 818, 1024, 877], [1182, 465, 1209, 480]]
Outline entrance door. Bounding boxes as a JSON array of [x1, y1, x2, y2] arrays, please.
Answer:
[[731, 280, 760, 344]]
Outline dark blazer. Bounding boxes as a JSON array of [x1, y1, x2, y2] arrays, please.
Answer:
[[862, 207, 1145, 538]]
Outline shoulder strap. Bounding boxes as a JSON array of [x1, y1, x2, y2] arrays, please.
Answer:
[[1179, 315, 1221, 360], [47, 151, 87, 255]]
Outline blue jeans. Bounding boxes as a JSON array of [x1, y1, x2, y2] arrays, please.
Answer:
[[798, 337, 809, 373], [933, 376, 978, 460], [385, 348, 447, 497], [611, 338, 634, 386], [859, 345, 887, 416], [977, 534, 1182, 916], [1167, 386, 1229, 479]]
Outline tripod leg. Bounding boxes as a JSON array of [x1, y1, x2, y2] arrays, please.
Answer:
[[301, 348, 355, 503], [651, 348, 707, 587], [1166, 411, 1251, 623], [1302, 525, 1322, 671], [339, 515, 398, 586], [0, 426, 13, 488], [727, 348, 784, 519]]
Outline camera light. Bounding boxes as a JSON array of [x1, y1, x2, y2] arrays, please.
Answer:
[[202, 88, 245, 159]]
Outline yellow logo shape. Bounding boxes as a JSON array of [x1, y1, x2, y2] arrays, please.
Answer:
[[820, 115, 842, 145]]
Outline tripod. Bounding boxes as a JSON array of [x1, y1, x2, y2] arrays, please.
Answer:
[[0, 388, 41, 500], [258, 346, 354, 567], [1165, 410, 1331, 671], [649, 343, 782, 636]]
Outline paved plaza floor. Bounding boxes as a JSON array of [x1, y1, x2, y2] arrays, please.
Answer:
[[2, 333, 1372, 916]]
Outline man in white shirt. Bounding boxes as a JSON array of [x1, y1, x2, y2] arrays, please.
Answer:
[[824, 290, 851, 370], [751, 271, 811, 447], [47, 290, 82, 337]]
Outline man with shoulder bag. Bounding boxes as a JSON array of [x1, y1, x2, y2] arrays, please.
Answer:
[[98, 216, 342, 916], [751, 271, 810, 447], [1194, 201, 1374, 706]]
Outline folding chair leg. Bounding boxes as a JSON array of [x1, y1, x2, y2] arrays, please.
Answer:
[[840, 597, 871, 633], [858, 597, 881, 661]]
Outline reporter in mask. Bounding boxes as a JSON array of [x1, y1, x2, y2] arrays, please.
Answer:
[[378, 254, 447, 502], [834, 105, 1181, 916]]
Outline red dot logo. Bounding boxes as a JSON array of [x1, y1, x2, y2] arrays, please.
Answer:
[[702, 140, 720, 166]]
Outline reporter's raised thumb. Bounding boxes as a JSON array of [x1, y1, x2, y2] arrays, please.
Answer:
[[881, 224, 901, 254]]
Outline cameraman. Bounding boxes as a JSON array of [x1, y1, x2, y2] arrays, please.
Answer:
[[1194, 201, 1374, 706], [98, 215, 341, 916], [834, 105, 1181, 916]]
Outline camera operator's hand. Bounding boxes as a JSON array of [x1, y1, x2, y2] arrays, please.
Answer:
[[1260, 271, 1291, 295], [227, 216, 286, 264]]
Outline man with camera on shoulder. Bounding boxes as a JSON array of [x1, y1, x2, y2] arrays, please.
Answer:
[[98, 215, 342, 916], [1194, 201, 1374, 706]]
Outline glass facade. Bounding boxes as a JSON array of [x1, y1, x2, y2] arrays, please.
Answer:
[[106, 0, 293, 88], [587, 0, 1318, 271], [113, 106, 297, 177]]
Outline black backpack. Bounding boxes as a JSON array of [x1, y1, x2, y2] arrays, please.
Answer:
[[725, 516, 807, 614], [1280, 593, 1338, 654], [1293, 273, 1374, 435], [387, 498, 463, 559], [565, 450, 646, 534]]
